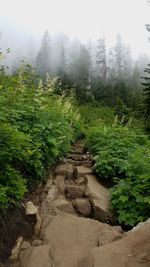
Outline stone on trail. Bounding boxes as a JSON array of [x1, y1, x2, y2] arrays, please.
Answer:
[[39, 214, 122, 267], [81, 220, 150, 267], [74, 198, 92, 217], [68, 153, 83, 161], [55, 163, 74, 179], [65, 181, 86, 199], [53, 198, 75, 215], [85, 175, 112, 222], [74, 166, 92, 178], [67, 159, 92, 167]]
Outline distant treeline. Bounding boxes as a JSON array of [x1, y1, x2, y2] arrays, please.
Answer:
[[9, 31, 149, 107]]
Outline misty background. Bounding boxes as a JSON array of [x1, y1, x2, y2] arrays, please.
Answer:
[[0, 0, 150, 105]]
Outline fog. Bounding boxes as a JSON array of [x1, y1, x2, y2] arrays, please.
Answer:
[[1, 0, 150, 60]]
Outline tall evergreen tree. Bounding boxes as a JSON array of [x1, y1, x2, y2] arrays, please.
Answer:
[[142, 64, 150, 120], [36, 30, 51, 78], [69, 45, 91, 101], [96, 37, 107, 81]]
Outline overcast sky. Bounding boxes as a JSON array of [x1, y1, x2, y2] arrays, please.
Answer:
[[0, 0, 150, 58]]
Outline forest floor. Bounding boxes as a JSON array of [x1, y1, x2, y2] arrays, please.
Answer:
[[0, 140, 150, 267]]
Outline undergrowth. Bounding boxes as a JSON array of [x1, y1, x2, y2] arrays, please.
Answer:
[[84, 105, 150, 226], [0, 63, 81, 209]]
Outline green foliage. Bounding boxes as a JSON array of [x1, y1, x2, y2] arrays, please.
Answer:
[[142, 63, 150, 129], [86, 124, 150, 226], [110, 175, 150, 226], [0, 62, 81, 209], [79, 104, 115, 127]]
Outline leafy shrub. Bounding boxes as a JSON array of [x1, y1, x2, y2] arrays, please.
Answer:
[[0, 63, 81, 209], [86, 124, 150, 226], [110, 175, 150, 226]]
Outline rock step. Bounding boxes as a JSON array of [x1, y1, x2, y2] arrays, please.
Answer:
[[67, 159, 92, 167], [19, 215, 123, 267], [68, 153, 84, 161], [19, 215, 150, 267]]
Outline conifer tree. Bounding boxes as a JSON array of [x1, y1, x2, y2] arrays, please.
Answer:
[[36, 30, 51, 78], [142, 64, 150, 119]]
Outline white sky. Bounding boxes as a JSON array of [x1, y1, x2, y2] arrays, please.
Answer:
[[1, 0, 150, 57]]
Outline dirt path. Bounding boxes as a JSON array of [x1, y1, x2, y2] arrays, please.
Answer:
[[3, 140, 150, 267]]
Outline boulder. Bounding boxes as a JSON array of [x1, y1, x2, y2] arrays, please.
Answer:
[[55, 163, 74, 179], [53, 198, 75, 215], [81, 221, 150, 267], [74, 198, 92, 217], [42, 214, 117, 247], [65, 181, 86, 199], [85, 175, 112, 222], [41, 215, 121, 267]]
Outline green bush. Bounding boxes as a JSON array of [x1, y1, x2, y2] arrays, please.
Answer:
[[85, 124, 150, 226], [110, 175, 150, 226], [0, 63, 81, 209]]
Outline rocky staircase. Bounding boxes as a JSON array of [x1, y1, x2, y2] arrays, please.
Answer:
[[9, 140, 150, 267]]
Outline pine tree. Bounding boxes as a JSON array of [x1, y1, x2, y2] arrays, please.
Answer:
[[142, 64, 150, 119], [96, 37, 107, 81], [36, 30, 51, 78], [69, 45, 91, 101]]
